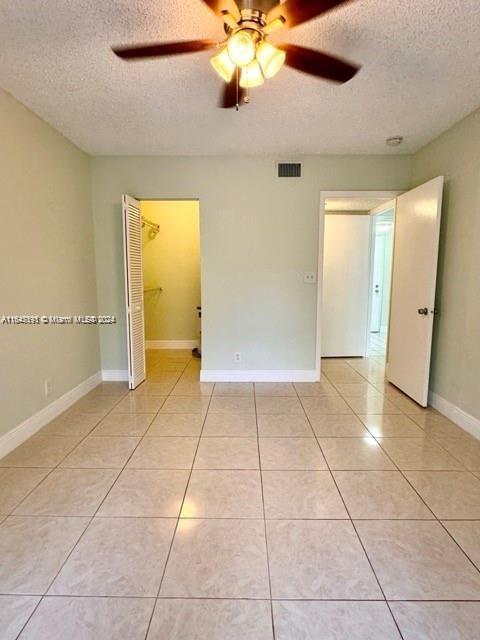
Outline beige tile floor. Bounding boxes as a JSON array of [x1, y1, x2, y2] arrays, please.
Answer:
[[1, 350, 480, 639]]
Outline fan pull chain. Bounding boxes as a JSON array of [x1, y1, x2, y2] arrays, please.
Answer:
[[235, 67, 239, 111]]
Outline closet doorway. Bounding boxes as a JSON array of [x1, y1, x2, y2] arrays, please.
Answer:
[[122, 196, 201, 389]]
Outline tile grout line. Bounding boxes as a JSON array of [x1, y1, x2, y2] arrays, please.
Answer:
[[5, 592, 480, 602], [1, 354, 178, 634], [10, 387, 135, 639], [292, 379, 406, 640], [3, 397, 131, 514], [353, 374, 480, 577], [11, 464, 480, 472], [5, 514, 480, 522], [333, 359, 480, 581], [5, 353, 480, 636], [10, 355, 191, 638], [254, 383, 277, 640], [142, 358, 215, 640], [343, 355, 480, 560], [140, 353, 203, 637], [330, 359, 480, 612], [380, 449, 480, 577]]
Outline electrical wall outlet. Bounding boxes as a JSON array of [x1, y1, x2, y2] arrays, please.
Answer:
[[234, 352, 242, 363], [303, 271, 317, 284], [44, 378, 54, 397]]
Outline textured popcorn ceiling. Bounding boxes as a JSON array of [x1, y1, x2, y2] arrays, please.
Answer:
[[1, 0, 479, 155]]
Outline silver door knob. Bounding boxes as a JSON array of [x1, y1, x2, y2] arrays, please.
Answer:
[[418, 307, 428, 315]]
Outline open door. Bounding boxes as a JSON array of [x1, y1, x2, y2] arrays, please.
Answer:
[[122, 194, 146, 389], [387, 177, 444, 406]]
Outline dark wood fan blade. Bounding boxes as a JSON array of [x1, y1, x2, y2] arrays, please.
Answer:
[[113, 39, 217, 60], [219, 73, 245, 108], [267, 0, 354, 29], [201, 0, 241, 21], [280, 44, 359, 83]]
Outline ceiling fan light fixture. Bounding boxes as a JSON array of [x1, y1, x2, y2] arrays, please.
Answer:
[[210, 46, 236, 82], [256, 41, 286, 78], [239, 59, 264, 88], [227, 29, 257, 67], [112, 0, 363, 109]]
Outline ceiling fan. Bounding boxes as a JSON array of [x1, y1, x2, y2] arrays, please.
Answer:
[[112, 0, 360, 109]]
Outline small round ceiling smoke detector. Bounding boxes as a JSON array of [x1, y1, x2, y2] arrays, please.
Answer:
[[386, 136, 404, 147]]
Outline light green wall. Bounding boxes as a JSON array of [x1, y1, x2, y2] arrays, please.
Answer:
[[92, 155, 411, 372], [0, 88, 100, 437], [412, 107, 480, 419], [2, 81, 477, 436], [2, 82, 478, 430], [141, 200, 200, 342]]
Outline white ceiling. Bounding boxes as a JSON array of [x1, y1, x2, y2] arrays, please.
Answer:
[[1, 0, 479, 155]]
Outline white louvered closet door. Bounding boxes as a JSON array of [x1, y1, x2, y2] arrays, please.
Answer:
[[122, 194, 146, 389]]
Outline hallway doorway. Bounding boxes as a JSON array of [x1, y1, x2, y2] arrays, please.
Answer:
[[320, 192, 400, 360]]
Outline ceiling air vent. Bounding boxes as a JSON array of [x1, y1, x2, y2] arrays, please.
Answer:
[[278, 163, 301, 178]]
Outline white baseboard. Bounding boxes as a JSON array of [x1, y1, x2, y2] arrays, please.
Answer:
[[146, 340, 199, 350], [200, 369, 320, 382], [102, 369, 129, 382], [0, 371, 102, 460], [429, 390, 480, 441]]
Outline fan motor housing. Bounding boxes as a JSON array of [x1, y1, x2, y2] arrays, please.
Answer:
[[236, 0, 279, 13], [224, 9, 268, 35], [223, 1, 282, 35]]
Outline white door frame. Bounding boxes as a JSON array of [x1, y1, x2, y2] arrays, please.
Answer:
[[316, 191, 403, 376], [123, 196, 202, 379]]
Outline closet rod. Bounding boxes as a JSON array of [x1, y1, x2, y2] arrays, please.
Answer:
[[141, 216, 159, 232]]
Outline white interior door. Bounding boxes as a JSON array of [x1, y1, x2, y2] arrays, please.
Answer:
[[387, 177, 444, 406], [370, 232, 386, 332], [122, 194, 146, 389], [322, 214, 371, 357]]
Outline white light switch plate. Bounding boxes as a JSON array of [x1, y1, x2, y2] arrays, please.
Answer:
[[303, 272, 317, 284]]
